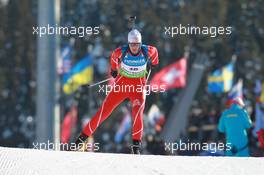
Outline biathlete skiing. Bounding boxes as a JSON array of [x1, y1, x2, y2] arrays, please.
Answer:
[[73, 21, 159, 154]]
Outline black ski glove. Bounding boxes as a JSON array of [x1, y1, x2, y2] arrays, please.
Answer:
[[111, 69, 118, 78], [147, 59, 156, 72], [147, 59, 152, 72]]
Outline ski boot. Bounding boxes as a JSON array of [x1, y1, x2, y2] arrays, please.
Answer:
[[73, 132, 89, 152], [131, 140, 141, 154]]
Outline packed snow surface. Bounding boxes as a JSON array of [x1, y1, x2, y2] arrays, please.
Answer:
[[0, 147, 263, 175]]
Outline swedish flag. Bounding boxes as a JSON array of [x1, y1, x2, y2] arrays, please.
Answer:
[[208, 63, 234, 93], [63, 54, 93, 95]]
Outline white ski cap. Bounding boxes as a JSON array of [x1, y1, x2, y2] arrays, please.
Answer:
[[128, 29, 142, 43], [233, 97, 245, 107]]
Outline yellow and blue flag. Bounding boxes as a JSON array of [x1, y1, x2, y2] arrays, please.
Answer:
[[63, 54, 93, 95], [260, 83, 264, 103], [208, 62, 234, 93]]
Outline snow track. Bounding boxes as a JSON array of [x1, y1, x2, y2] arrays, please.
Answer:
[[0, 147, 263, 175]]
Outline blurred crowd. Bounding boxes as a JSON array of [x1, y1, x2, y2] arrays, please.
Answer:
[[0, 0, 263, 156]]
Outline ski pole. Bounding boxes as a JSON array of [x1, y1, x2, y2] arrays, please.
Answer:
[[146, 68, 152, 83], [87, 77, 113, 88]]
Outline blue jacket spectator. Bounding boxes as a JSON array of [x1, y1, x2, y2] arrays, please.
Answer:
[[218, 97, 252, 157]]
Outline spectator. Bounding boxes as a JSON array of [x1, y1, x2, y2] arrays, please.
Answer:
[[218, 97, 252, 156]]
